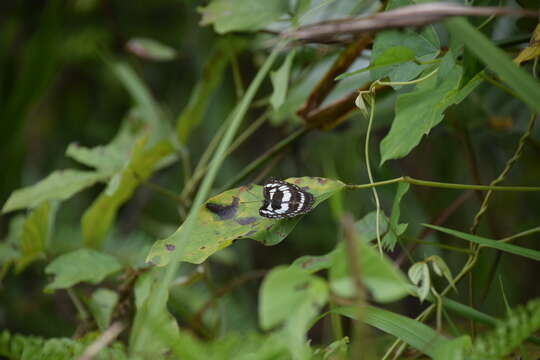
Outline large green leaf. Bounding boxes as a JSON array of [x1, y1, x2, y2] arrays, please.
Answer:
[[259, 266, 328, 330], [425, 224, 540, 262], [146, 177, 345, 266], [330, 241, 410, 303], [82, 138, 175, 248], [129, 268, 179, 357], [336, 306, 450, 358], [44, 248, 122, 293], [380, 65, 482, 164], [198, 0, 289, 34], [259, 266, 328, 359], [65, 115, 143, 175], [15, 202, 57, 273], [2, 170, 106, 213], [370, 0, 440, 83]]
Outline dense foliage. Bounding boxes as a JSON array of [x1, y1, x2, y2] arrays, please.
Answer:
[[1, 0, 540, 359]]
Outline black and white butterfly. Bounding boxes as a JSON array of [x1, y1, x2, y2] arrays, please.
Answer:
[[259, 179, 315, 219]]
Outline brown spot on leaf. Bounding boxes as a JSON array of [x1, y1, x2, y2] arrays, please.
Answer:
[[206, 196, 240, 220], [200, 246, 206, 250], [165, 244, 175, 251], [294, 178, 302, 184], [316, 177, 327, 184], [236, 217, 257, 225]]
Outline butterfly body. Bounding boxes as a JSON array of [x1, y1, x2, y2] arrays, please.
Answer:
[[259, 179, 315, 219]]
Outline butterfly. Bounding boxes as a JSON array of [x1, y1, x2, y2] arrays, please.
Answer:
[[258, 178, 315, 219]]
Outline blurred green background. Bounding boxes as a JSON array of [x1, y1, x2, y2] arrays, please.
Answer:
[[1, 0, 539, 352]]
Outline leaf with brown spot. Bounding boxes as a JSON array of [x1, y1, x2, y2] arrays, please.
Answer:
[[146, 177, 345, 266]]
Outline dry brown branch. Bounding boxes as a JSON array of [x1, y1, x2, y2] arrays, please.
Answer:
[[77, 322, 126, 360], [284, 3, 539, 43]]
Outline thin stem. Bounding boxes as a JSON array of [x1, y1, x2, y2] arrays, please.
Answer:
[[140, 179, 184, 203], [500, 226, 540, 243], [470, 113, 537, 233], [480, 72, 519, 98], [228, 37, 245, 99], [364, 94, 383, 254], [375, 68, 438, 88], [67, 288, 89, 321], [346, 176, 540, 192], [472, 113, 536, 305]]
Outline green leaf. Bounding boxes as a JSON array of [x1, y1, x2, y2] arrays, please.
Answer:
[[336, 305, 450, 358], [437, 50, 456, 84], [87, 288, 119, 331], [44, 249, 122, 293], [380, 64, 482, 164], [425, 224, 540, 262], [382, 182, 409, 251], [270, 50, 296, 110], [66, 144, 123, 175], [291, 250, 336, 274], [428, 255, 455, 290], [198, 0, 289, 34], [259, 266, 328, 359], [355, 211, 389, 243], [82, 138, 175, 248], [2, 170, 106, 213], [354, 92, 370, 119], [146, 177, 345, 266], [317, 337, 349, 360], [126, 37, 177, 61], [330, 241, 410, 303], [0, 330, 128, 360], [408, 262, 430, 302], [370, 0, 440, 83], [16, 201, 57, 273], [433, 336, 470, 360], [176, 44, 231, 142], [445, 17, 540, 114], [440, 297, 540, 346], [336, 46, 416, 80], [130, 268, 179, 357], [259, 266, 328, 330]]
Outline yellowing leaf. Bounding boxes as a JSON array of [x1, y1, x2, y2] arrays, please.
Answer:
[[514, 23, 540, 65], [146, 177, 345, 266]]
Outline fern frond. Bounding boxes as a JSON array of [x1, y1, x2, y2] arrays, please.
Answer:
[[469, 297, 540, 360]]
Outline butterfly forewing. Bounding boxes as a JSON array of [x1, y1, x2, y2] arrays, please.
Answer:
[[259, 179, 314, 219]]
